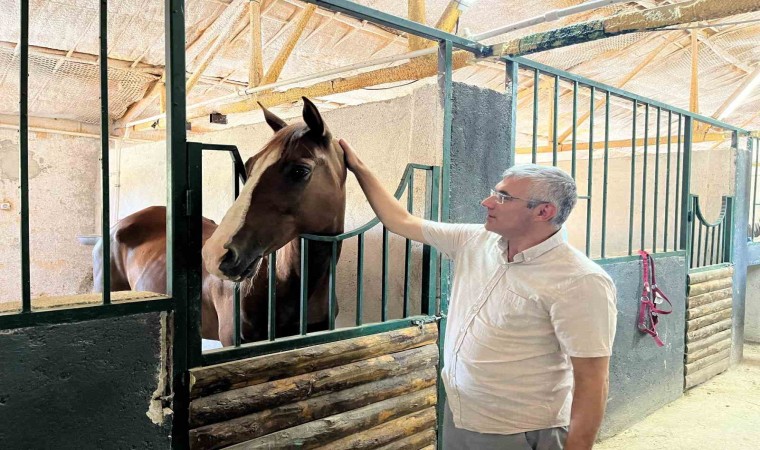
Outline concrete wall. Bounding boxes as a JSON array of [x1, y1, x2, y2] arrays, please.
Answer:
[[598, 254, 687, 439], [746, 264, 760, 342], [116, 85, 443, 327], [0, 131, 100, 303], [0, 312, 170, 448]]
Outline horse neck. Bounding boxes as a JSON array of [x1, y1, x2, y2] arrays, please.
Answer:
[[277, 238, 341, 283]]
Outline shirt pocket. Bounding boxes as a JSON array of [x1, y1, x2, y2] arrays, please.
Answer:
[[483, 289, 544, 330]]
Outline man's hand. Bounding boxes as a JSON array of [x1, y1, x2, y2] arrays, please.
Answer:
[[339, 138, 362, 173], [566, 356, 610, 450]]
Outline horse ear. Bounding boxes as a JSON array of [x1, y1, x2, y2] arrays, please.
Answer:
[[302, 97, 329, 140], [258, 102, 287, 133]]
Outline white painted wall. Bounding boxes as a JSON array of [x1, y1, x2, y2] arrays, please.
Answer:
[[0, 130, 100, 303]]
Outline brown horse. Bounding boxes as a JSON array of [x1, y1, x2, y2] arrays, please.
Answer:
[[93, 98, 346, 345]]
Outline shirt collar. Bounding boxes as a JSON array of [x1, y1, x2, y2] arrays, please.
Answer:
[[497, 229, 564, 264]]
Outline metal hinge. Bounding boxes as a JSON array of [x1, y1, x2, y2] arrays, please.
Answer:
[[411, 314, 445, 329]]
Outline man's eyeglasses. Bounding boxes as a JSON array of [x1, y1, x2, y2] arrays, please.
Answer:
[[489, 189, 548, 206]]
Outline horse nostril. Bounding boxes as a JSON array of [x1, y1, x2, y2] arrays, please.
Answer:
[[219, 248, 239, 274]]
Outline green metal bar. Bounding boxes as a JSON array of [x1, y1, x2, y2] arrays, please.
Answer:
[[696, 221, 703, 268], [552, 75, 559, 167], [585, 86, 594, 257], [628, 100, 637, 255], [507, 56, 749, 135], [532, 69, 539, 163], [166, 0, 189, 445], [506, 60, 518, 165], [437, 39, 453, 450], [601, 91, 610, 259], [300, 238, 309, 335], [640, 104, 649, 251], [653, 107, 661, 253], [328, 241, 338, 330], [724, 197, 734, 263], [356, 234, 364, 326], [572, 80, 578, 179], [422, 166, 440, 317], [664, 110, 672, 252], [381, 227, 389, 322], [596, 250, 685, 266], [201, 319, 428, 367], [0, 297, 174, 331], [99, 0, 111, 305], [267, 252, 276, 341], [691, 200, 697, 268], [753, 138, 759, 232], [680, 117, 693, 255], [675, 115, 683, 248], [185, 142, 203, 369], [710, 225, 717, 266], [689, 262, 731, 275], [302, 0, 490, 56], [19, 0, 30, 312], [234, 282, 242, 346], [403, 174, 413, 318], [717, 223, 723, 265]]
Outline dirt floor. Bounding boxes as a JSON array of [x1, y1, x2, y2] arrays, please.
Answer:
[[597, 342, 760, 450]]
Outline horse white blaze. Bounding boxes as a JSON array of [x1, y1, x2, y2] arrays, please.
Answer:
[[203, 147, 282, 276]]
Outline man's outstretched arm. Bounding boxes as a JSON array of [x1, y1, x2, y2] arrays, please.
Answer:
[[340, 139, 426, 243]]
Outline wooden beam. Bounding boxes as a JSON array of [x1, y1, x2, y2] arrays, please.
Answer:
[[249, 0, 264, 87], [516, 132, 730, 154], [712, 65, 760, 119], [408, 0, 428, 51], [262, 4, 317, 84], [690, 30, 700, 114], [0, 113, 156, 143], [554, 32, 683, 144], [183, 51, 473, 121], [434, 1, 463, 33]]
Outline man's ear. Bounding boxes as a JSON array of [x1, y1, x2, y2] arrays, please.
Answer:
[[535, 202, 558, 223]]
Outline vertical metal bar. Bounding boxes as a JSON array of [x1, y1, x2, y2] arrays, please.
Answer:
[[664, 110, 672, 251], [717, 223, 723, 264], [356, 234, 364, 326], [532, 69, 539, 163], [403, 173, 413, 318], [167, 0, 189, 444], [506, 59, 518, 165], [438, 39, 453, 450], [267, 252, 276, 341], [690, 197, 697, 268], [749, 139, 760, 236], [696, 221, 703, 269], [652, 107, 660, 253], [233, 283, 242, 346], [422, 166, 440, 317], [381, 227, 389, 322], [328, 241, 337, 330], [99, 0, 111, 304], [300, 238, 309, 335], [19, 0, 31, 312], [679, 117, 693, 253], [585, 86, 594, 257], [571, 80, 578, 179], [628, 100, 637, 255], [552, 75, 559, 167], [640, 104, 649, 250], [185, 143, 203, 368], [601, 91, 610, 259], [675, 115, 683, 248], [710, 225, 717, 266], [723, 196, 734, 263]]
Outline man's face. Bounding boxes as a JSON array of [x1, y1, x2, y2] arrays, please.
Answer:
[[481, 177, 544, 238]]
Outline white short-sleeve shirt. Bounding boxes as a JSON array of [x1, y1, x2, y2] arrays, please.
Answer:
[[422, 221, 617, 434]]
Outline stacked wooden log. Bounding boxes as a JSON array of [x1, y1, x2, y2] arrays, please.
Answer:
[[188, 323, 439, 449], [685, 266, 733, 390]]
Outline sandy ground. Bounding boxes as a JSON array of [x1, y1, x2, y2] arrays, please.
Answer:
[[597, 342, 760, 450]]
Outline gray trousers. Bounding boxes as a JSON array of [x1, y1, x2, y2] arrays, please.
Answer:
[[443, 402, 567, 450]]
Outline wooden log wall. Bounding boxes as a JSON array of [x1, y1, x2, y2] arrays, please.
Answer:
[[685, 266, 733, 390], [188, 323, 439, 450]]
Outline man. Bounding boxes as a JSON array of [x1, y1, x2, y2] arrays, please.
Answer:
[[339, 139, 617, 450]]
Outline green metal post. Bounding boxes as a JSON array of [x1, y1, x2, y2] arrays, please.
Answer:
[[234, 282, 242, 346], [679, 117, 693, 255], [552, 75, 559, 167], [403, 174, 413, 318], [329, 242, 338, 330], [641, 104, 649, 250], [653, 107, 661, 253], [506, 59, 518, 165], [381, 227, 389, 322], [628, 100, 637, 255], [166, 0, 189, 445], [752, 138, 759, 232], [99, 0, 111, 304], [601, 91, 610, 258], [532, 69, 539, 163], [585, 86, 594, 257], [356, 233, 364, 326], [267, 252, 276, 341], [664, 110, 672, 251], [724, 196, 734, 263], [185, 143, 203, 366], [421, 166, 440, 317], [675, 115, 683, 248], [300, 238, 309, 335], [19, 0, 31, 312], [572, 81, 578, 179]]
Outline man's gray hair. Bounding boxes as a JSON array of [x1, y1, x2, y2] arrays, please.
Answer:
[[502, 164, 577, 227]]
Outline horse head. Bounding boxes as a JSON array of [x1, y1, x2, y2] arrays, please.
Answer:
[[202, 97, 347, 281]]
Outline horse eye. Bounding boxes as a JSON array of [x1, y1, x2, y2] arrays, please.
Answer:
[[290, 165, 311, 179]]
